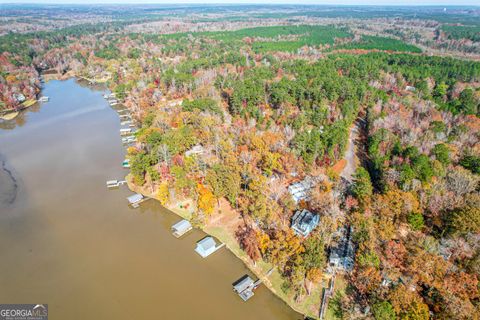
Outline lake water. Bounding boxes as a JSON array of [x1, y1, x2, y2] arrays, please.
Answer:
[[0, 79, 300, 320]]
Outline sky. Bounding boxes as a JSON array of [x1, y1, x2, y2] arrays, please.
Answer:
[[0, 0, 479, 5]]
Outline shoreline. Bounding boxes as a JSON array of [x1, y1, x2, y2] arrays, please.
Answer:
[[126, 176, 320, 319], [18, 75, 318, 318]]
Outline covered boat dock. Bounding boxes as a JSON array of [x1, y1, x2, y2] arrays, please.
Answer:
[[195, 236, 225, 258], [127, 193, 147, 208], [233, 275, 262, 301], [171, 219, 193, 238]]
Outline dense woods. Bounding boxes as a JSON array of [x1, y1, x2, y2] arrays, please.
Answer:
[[1, 4, 479, 319]]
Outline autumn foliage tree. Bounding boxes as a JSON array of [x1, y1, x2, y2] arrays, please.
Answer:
[[197, 183, 215, 216]]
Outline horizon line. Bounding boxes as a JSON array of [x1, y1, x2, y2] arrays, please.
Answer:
[[1, 2, 480, 6]]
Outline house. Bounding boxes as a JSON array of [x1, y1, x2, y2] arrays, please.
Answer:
[[406, 85, 416, 92], [288, 177, 315, 203], [195, 236, 222, 258], [171, 219, 192, 238], [166, 99, 183, 108], [291, 209, 319, 237], [328, 226, 355, 273], [14, 93, 26, 103], [185, 144, 205, 157]]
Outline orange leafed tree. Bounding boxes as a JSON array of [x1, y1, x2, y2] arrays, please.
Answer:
[[197, 183, 215, 215]]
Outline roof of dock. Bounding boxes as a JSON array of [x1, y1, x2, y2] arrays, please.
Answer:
[[172, 219, 192, 232], [127, 193, 143, 204], [233, 276, 254, 293], [197, 237, 216, 251]]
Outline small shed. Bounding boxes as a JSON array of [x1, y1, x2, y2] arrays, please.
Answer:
[[127, 193, 144, 208], [195, 236, 217, 258], [171, 219, 192, 238]]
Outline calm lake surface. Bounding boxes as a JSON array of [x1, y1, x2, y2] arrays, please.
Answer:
[[0, 79, 300, 320]]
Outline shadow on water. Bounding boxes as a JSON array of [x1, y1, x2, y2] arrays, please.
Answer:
[[0, 103, 42, 131], [0, 153, 19, 207]]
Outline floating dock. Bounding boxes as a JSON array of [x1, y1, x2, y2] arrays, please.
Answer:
[[171, 219, 193, 238], [106, 180, 127, 188]]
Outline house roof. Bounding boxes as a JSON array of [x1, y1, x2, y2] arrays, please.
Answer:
[[185, 144, 205, 156], [288, 178, 315, 202], [291, 209, 319, 237]]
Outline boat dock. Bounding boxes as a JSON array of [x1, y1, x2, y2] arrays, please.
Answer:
[[233, 275, 262, 301], [195, 236, 225, 258], [120, 128, 133, 136], [127, 193, 149, 208], [171, 219, 193, 238], [106, 180, 127, 188], [122, 136, 136, 144]]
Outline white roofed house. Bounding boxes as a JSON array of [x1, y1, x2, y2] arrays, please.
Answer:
[[185, 144, 205, 157], [328, 226, 355, 273], [291, 209, 320, 237], [288, 177, 315, 203]]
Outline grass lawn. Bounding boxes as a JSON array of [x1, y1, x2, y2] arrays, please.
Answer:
[[325, 275, 347, 320]]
